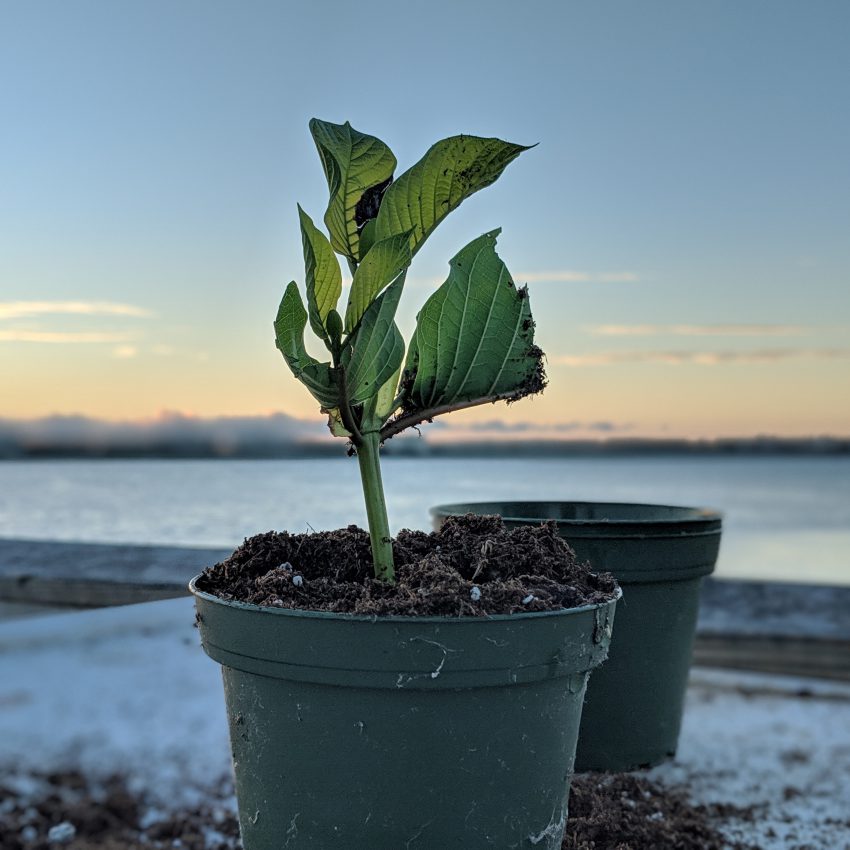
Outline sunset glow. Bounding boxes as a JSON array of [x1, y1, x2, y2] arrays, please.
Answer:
[[2, 2, 848, 440]]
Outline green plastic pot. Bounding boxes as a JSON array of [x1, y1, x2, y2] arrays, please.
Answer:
[[191, 577, 619, 849], [430, 502, 722, 772]]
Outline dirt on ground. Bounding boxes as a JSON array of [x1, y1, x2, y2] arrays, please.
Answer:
[[0, 771, 238, 850], [564, 772, 761, 850], [195, 514, 618, 616], [0, 770, 763, 849]]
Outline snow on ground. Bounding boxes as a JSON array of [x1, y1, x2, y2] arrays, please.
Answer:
[[657, 669, 850, 848], [2, 598, 849, 848], [0, 599, 231, 809]]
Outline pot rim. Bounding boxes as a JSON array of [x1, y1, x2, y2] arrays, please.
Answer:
[[189, 575, 622, 624], [430, 500, 723, 526]]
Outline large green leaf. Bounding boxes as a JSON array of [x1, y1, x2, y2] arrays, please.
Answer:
[[345, 232, 411, 333], [309, 118, 397, 263], [374, 135, 531, 256], [298, 205, 342, 346], [344, 275, 406, 406], [401, 230, 544, 414], [274, 281, 339, 410]]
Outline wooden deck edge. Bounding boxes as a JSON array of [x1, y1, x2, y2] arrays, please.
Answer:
[[693, 634, 850, 681], [0, 577, 186, 608]]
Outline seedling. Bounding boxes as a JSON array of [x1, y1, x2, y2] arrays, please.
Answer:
[[275, 119, 545, 582]]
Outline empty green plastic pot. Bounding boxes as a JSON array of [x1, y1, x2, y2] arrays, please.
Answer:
[[430, 502, 722, 772], [191, 577, 619, 849]]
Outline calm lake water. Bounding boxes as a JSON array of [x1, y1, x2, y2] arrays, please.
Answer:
[[1, 456, 848, 586]]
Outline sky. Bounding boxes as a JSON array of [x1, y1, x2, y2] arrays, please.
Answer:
[[1, 0, 849, 440]]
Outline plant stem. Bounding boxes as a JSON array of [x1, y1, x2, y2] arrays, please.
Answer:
[[356, 430, 395, 583]]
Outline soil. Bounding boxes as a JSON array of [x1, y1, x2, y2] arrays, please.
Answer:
[[0, 771, 239, 850], [194, 514, 618, 616], [565, 773, 761, 850], [0, 770, 762, 849]]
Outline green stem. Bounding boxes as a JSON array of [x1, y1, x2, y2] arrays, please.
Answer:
[[356, 430, 395, 583]]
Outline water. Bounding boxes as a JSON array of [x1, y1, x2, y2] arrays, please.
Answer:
[[1, 456, 848, 586]]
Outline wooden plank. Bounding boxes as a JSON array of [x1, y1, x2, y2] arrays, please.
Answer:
[[0, 538, 230, 588], [694, 635, 850, 682], [698, 577, 850, 642], [0, 577, 186, 607]]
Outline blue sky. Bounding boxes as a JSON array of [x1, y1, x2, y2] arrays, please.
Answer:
[[1, 0, 848, 437]]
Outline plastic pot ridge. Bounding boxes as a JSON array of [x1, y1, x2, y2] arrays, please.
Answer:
[[191, 578, 619, 849]]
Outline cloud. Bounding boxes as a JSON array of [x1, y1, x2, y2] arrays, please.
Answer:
[[587, 324, 810, 337], [461, 420, 534, 433], [0, 301, 152, 345], [112, 345, 139, 359], [0, 301, 153, 320], [0, 330, 136, 343], [558, 421, 625, 433], [551, 348, 850, 367], [441, 419, 632, 434], [0, 411, 630, 455], [517, 271, 640, 284], [0, 411, 325, 455]]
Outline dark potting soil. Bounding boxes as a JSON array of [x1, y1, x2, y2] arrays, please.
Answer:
[[0, 770, 762, 849], [0, 771, 239, 850], [194, 514, 618, 616], [565, 773, 761, 850]]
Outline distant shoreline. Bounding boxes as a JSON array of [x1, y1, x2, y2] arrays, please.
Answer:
[[2, 437, 848, 460]]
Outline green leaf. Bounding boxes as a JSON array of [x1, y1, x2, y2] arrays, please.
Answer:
[[309, 118, 397, 263], [344, 275, 406, 406], [274, 281, 339, 410], [325, 309, 343, 348], [374, 363, 402, 421], [345, 232, 411, 333], [374, 135, 531, 256], [298, 205, 342, 346], [401, 230, 544, 413]]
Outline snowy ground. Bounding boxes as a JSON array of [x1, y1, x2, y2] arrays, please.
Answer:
[[2, 599, 849, 848], [655, 669, 850, 848]]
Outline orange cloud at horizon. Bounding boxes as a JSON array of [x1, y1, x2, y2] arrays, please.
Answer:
[[587, 324, 811, 337], [2, 307, 849, 440], [1, 357, 847, 441]]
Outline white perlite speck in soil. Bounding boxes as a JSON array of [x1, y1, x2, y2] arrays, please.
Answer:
[[46, 821, 76, 843]]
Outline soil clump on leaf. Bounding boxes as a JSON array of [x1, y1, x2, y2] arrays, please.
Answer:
[[195, 514, 618, 616]]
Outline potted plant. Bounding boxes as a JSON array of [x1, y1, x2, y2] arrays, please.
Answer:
[[430, 500, 723, 771], [190, 119, 620, 849]]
